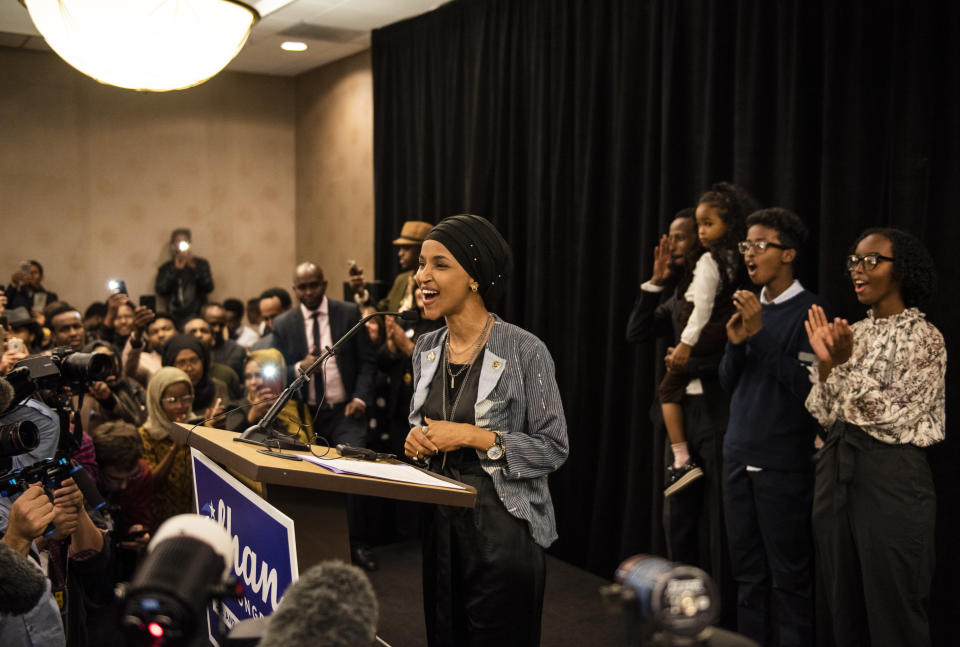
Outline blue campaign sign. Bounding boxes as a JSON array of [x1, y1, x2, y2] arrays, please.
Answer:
[[191, 449, 299, 645]]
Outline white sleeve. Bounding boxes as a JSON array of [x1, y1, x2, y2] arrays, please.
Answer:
[[679, 253, 720, 346], [640, 280, 665, 293]]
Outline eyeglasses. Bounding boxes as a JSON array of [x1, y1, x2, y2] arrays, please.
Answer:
[[738, 240, 789, 254], [846, 253, 894, 272], [161, 394, 194, 405]]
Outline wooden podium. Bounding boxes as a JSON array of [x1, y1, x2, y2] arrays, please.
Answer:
[[173, 423, 476, 573]]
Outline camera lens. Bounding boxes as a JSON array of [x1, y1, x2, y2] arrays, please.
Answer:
[[60, 352, 114, 383], [0, 420, 40, 457]]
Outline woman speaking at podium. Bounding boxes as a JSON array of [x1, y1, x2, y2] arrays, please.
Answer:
[[404, 215, 569, 646]]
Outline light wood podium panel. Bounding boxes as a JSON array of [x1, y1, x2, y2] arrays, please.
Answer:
[[174, 423, 476, 572]]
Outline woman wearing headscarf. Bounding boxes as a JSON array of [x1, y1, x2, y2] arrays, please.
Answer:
[[236, 348, 313, 443], [139, 367, 196, 528], [161, 333, 228, 421], [403, 215, 569, 646]]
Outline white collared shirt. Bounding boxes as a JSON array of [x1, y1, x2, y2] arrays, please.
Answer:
[[760, 279, 804, 305], [301, 298, 347, 405]]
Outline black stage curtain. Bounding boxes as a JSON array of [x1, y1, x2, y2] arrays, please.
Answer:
[[372, 0, 960, 639]]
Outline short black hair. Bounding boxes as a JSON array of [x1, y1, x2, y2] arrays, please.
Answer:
[[259, 287, 292, 310], [223, 298, 245, 317], [150, 312, 179, 329], [84, 301, 108, 319], [852, 228, 937, 310], [170, 228, 191, 243], [45, 301, 79, 322], [201, 302, 224, 316], [746, 208, 809, 251], [674, 207, 696, 222], [697, 182, 759, 250], [28, 260, 43, 276]]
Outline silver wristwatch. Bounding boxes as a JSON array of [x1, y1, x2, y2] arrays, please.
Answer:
[[486, 430, 505, 460]]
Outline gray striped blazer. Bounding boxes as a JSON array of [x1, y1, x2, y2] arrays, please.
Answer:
[[409, 316, 569, 548]]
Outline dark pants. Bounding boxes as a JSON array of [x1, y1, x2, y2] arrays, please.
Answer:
[[723, 458, 814, 647], [423, 457, 545, 647], [663, 395, 735, 628], [813, 422, 935, 647]]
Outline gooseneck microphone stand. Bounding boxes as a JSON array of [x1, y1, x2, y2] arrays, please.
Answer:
[[234, 309, 420, 451]]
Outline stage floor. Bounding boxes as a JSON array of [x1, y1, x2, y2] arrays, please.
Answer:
[[366, 539, 625, 647]]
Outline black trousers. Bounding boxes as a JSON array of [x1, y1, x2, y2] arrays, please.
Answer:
[[422, 457, 545, 647], [663, 395, 735, 627], [812, 422, 935, 647], [723, 458, 814, 647]]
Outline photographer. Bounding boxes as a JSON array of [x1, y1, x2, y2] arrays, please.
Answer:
[[0, 485, 63, 646], [1, 321, 30, 377], [123, 312, 172, 389], [154, 228, 214, 328], [79, 341, 147, 434], [6, 260, 58, 322]]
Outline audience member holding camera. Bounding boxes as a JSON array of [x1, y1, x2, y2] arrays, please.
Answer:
[[4, 306, 44, 354], [154, 228, 214, 329], [236, 348, 313, 442], [123, 312, 175, 388], [6, 260, 58, 323], [78, 341, 148, 435]]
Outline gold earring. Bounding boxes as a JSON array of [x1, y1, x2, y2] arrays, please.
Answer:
[[470, 282, 479, 293]]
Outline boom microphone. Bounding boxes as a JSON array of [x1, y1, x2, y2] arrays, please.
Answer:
[[0, 541, 48, 616], [257, 561, 378, 647]]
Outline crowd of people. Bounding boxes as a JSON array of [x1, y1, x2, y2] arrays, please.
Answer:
[[0, 221, 481, 645], [627, 183, 944, 647], [0, 196, 945, 646]]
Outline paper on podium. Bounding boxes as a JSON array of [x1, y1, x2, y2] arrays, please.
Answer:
[[298, 455, 467, 490]]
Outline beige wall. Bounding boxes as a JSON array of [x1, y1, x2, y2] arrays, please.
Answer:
[[1, 47, 298, 313], [0, 46, 375, 316], [294, 50, 375, 294]]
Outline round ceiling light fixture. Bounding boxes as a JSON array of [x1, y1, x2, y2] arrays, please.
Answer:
[[22, 0, 259, 92]]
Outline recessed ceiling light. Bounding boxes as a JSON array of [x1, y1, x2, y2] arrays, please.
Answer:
[[281, 41, 308, 52]]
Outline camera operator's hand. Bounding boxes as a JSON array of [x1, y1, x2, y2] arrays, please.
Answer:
[[103, 292, 129, 329], [174, 249, 195, 270], [129, 305, 155, 342], [118, 524, 151, 552], [49, 478, 84, 540], [246, 386, 275, 423], [1, 339, 28, 376], [348, 271, 366, 296], [2, 485, 55, 555]]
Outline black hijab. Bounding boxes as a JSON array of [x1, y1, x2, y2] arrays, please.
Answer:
[[161, 334, 217, 410], [425, 214, 514, 305]]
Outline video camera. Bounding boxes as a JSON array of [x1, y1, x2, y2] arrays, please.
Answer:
[[0, 456, 106, 536], [12, 346, 113, 391]]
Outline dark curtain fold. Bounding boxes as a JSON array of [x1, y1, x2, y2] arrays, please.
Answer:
[[372, 0, 960, 641]]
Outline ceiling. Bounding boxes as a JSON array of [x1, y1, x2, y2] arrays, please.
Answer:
[[0, 0, 448, 77]]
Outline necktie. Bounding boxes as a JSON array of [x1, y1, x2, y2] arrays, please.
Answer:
[[311, 311, 323, 404]]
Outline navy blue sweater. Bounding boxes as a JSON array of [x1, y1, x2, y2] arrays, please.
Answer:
[[720, 288, 821, 471]]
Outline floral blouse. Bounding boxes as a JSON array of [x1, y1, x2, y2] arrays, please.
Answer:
[[805, 308, 946, 447]]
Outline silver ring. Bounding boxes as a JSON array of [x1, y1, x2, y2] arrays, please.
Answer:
[[422, 425, 429, 436]]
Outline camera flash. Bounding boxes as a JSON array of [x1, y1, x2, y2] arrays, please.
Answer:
[[177, 240, 191, 252], [262, 365, 279, 379]]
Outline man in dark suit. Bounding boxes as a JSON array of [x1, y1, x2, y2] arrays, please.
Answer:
[[271, 262, 376, 448], [271, 262, 379, 571]]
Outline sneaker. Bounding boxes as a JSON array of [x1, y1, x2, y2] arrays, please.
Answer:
[[664, 460, 704, 496]]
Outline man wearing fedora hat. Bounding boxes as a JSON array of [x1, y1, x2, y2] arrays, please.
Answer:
[[372, 220, 432, 313]]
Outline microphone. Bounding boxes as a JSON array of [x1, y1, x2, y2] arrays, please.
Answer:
[[0, 541, 48, 616], [235, 309, 418, 450], [255, 561, 378, 647]]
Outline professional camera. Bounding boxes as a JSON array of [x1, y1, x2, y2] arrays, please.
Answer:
[[13, 346, 113, 391], [122, 515, 241, 646], [0, 420, 39, 458], [0, 456, 106, 536]]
